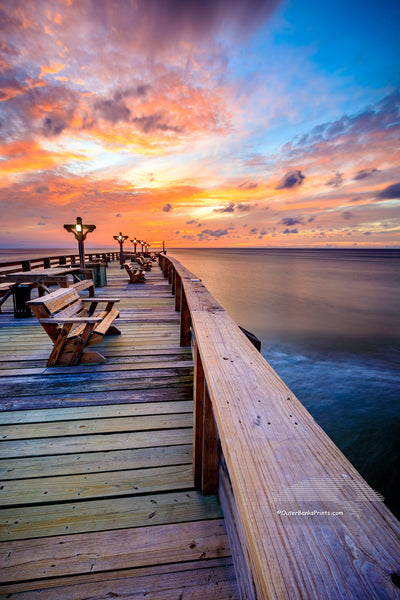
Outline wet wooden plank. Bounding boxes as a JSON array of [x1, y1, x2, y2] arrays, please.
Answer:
[[0, 464, 194, 505], [0, 444, 192, 480], [0, 557, 239, 599], [0, 490, 223, 541], [0, 519, 229, 583], [0, 428, 193, 458], [0, 401, 193, 425], [0, 412, 192, 439]]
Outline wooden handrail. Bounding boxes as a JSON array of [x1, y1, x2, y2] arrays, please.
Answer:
[[0, 252, 121, 276], [159, 253, 400, 599]]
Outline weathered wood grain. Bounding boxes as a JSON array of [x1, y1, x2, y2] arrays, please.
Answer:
[[0, 464, 194, 505], [0, 519, 229, 583], [0, 260, 235, 598], [0, 444, 192, 480], [0, 412, 192, 439], [0, 400, 193, 424], [163, 253, 400, 600], [0, 557, 239, 599], [0, 490, 223, 541], [0, 428, 193, 458]]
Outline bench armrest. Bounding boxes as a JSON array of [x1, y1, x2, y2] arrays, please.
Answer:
[[40, 317, 103, 324]]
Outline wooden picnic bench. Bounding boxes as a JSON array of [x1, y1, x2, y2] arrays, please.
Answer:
[[0, 282, 13, 312], [135, 256, 152, 271], [27, 287, 121, 366], [124, 263, 146, 283]]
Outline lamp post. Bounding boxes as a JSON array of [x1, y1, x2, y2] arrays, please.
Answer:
[[130, 238, 138, 254], [141, 240, 145, 254], [113, 232, 129, 268], [63, 216, 96, 269]]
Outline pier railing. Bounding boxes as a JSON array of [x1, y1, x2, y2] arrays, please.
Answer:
[[160, 253, 400, 599], [0, 252, 120, 275]]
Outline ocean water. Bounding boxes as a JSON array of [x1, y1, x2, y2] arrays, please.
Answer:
[[170, 248, 400, 519], [1, 246, 399, 518]]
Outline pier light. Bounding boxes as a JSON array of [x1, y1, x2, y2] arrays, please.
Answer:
[[113, 232, 129, 268], [141, 240, 145, 254], [63, 216, 96, 269], [130, 238, 138, 254]]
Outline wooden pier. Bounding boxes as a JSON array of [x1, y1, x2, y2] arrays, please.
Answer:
[[0, 260, 238, 598], [1, 253, 400, 599]]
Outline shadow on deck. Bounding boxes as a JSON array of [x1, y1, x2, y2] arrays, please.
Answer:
[[0, 262, 239, 598]]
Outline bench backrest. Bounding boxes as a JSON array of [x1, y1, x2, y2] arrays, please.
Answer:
[[27, 288, 83, 342]]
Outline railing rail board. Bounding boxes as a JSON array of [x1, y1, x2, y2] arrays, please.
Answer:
[[160, 253, 400, 600], [0, 252, 120, 276]]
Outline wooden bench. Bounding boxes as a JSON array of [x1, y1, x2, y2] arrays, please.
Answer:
[[69, 277, 95, 295], [135, 256, 152, 271], [0, 282, 13, 312], [124, 263, 146, 283], [27, 288, 121, 366]]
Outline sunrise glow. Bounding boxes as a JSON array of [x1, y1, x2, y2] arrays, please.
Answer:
[[0, 0, 399, 248]]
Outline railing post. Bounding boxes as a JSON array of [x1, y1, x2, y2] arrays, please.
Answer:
[[21, 260, 31, 272], [175, 272, 181, 313], [171, 266, 176, 296], [163, 257, 169, 278], [202, 380, 219, 495], [180, 287, 191, 347], [193, 342, 205, 489], [193, 340, 219, 494]]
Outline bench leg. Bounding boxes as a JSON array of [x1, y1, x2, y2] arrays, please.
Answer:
[[47, 323, 73, 367], [69, 322, 97, 365]]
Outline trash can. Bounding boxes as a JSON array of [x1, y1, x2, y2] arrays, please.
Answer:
[[85, 263, 107, 287], [12, 285, 32, 318]]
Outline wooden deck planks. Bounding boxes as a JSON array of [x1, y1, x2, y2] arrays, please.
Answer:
[[0, 261, 238, 598], [0, 519, 230, 584]]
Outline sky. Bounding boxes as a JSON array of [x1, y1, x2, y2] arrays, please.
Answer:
[[0, 0, 399, 249]]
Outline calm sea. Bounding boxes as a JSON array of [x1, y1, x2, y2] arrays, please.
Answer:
[[1, 246, 399, 518], [170, 247, 400, 520]]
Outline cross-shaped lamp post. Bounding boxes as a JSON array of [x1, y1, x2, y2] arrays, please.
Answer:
[[63, 217, 96, 269], [113, 232, 129, 268], [130, 238, 138, 254]]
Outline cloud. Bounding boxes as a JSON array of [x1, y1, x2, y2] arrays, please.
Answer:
[[132, 114, 183, 134], [276, 170, 305, 189], [162, 203, 173, 212], [213, 202, 252, 213], [198, 228, 231, 239], [82, 0, 281, 53], [238, 181, 258, 189], [353, 168, 379, 180], [214, 202, 235, 213], [282, 228, 299, 234], [376, 182, 400, 199], [280, 217, 302, 226], [326, 172, 343, 187], [342, 211, 353, 219], [94, 98, 131, 124]]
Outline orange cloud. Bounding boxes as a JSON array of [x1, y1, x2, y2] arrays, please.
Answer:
[[40, 62, 65, 78]]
